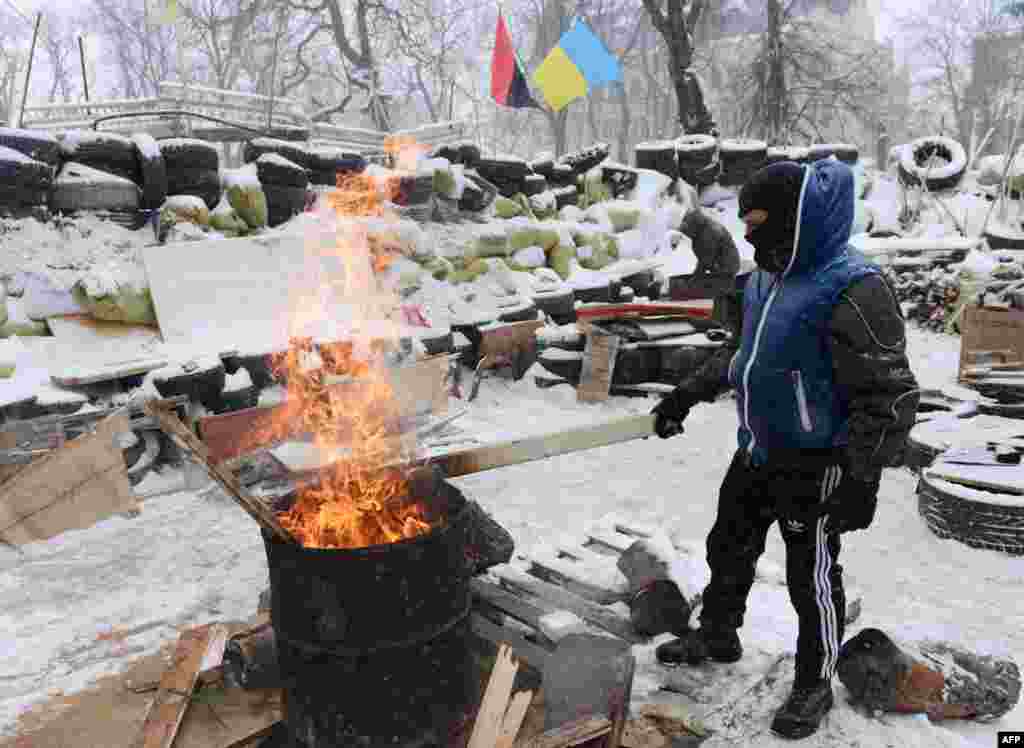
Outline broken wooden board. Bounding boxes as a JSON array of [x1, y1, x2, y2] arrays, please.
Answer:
[[134, 624, 230, 748], [577, 323, 620, 404], [46, 314, 164, 367], [0, 411, 137, 545], [142, 232, 398, 354], [174, 686, 282, 748]]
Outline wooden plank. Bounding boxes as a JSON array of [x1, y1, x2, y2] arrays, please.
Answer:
[[519, 716, 612, 748], [47, 313, 162, 358], [529, 554, 627, 606], [607, 654, 635, 748], [578, 324, 620, 404], [470, 613, 553, 673], [480, 320, 545, 359], [134, 624, 230, 748], [439, 414, 656, 479], [0, 411, 137, 545], [175, 686, 282, 748], [144, 401, 298, 544], [472, 578, 556, 632], [467, 644, 520, 748], [491, 565, 642, 644], [497, 690, 535, 748]]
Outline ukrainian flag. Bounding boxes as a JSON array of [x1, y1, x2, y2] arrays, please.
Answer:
[[533, 21, 621, 112]]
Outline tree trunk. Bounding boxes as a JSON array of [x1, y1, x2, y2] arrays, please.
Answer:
[[765, 0, 785, 141]]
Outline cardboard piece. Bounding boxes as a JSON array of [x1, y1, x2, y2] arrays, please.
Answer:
[[0, 412, 137, 545], [142, 232, 400, 355], [577, 323, 621, 403], [959, 306, 1024, 380]]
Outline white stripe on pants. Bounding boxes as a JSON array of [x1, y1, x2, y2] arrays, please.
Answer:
[[814, 465, 842, 679]]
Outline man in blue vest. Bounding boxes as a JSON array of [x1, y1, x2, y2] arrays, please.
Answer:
[[651, 159, 919, 739]]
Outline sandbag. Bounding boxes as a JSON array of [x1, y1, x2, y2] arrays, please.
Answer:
[[72, 275, 157, 325], [162, 194, 210, 227], [210, 200, 250, 237], [494, 195, 523, 218]]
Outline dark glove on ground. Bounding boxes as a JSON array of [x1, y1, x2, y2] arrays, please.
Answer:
[[651, 390, 695, 439], [820, 473, 880, 534]]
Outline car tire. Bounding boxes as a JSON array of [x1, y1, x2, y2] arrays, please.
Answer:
[[635, 141, 680, 180], [897, 136, 967, 192], [918, 470, 1024, 555], [0, 127, 60, 166], [166, 167, 221, 210], [51, 162, 141, 214], [131, 133, 168, 210], [59, 130, 140, 182], [263, 183, 307, 227]]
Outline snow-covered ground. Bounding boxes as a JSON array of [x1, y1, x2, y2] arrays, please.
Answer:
[[1, 325, 1022, 746]]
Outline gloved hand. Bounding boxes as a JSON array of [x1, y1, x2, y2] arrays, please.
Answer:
[[651, 390, 695, 439], [819, 472, 880, 534]]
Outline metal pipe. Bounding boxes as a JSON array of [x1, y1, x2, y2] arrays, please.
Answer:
[[78, 36, 90, 114], [16, 13, 42, 129]]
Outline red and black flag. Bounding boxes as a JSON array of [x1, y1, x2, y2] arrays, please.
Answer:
[[491, 13, 540, 109]]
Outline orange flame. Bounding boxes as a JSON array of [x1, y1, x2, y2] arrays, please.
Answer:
[[256, 157, 434, 549]]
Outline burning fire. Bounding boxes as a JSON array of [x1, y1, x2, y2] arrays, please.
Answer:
[[257, 144, 437, 549]]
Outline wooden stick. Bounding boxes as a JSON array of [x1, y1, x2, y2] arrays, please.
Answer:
[[144, 400, 298, 544], [134, 625, 230, 748], [520, 716, 612, 748], [496, 690, 534, 748], [467, 644, 520, 748]]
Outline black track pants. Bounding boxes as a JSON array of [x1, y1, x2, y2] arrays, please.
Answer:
[[698, 452, 846, 685]]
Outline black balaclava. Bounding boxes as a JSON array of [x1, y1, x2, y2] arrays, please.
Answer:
[[738, 162, 806, 273]]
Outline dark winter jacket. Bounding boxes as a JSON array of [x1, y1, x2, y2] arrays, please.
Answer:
[[679, 208, 741, 277], [665, 164, 919, 483]]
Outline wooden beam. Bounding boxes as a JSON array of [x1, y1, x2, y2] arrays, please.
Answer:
[[134, 624, 230, 748], [470, 613, 552, 673], [467, 644, 520, 748]]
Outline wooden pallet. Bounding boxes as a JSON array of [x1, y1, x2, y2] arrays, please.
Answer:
[[475, 513, 863, 724]]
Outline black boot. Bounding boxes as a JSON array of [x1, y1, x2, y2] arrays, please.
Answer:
[[770, 679, 834, 740], [655, 625, 743, 666]]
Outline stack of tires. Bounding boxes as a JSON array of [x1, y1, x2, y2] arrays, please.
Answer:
[[429, 142, 481, 170], [255, 153, 310, 228], [676, 135, 719, 188], [635, 141, 680, 181], [718, 138, 767, 186], [391, 173, 434, 222], [808, 143, 859, 164], [557, 143, 611, 179], [0, 128, 59, 213], [159, 138, 221, 209], [897, 136, 967, 193], [458, 171, 498, 212], [51, 130, 168, 227]]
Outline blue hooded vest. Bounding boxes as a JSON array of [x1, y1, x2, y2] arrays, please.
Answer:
[[726, 158, 880, 464]]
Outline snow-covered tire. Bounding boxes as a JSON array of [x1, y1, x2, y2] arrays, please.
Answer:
[[263, 184, 307, 227], [659, 345, 714, 384], [166, 167, 221, 210], [417, 328, 453, 356], [152, 361, 226, 411], [918, 471, 1024, 555], [459, 171, 498, 212], [51, 162, 141, 214], [681, 158, 721, 188], [160, 138, 220, 172], [719, 138, 767, 186], [559, 143, 610, 176], [537, 349, 582, 381], [59, 131, 140, 182], [476, 157, 531, 183], [608, 278, 624, 303], [523, 174, 548, 196], [498, 302, 539, 323], [530, 158, 555, 178], [131, 133, 168, 210], [620, 270, 654, 295], [983, 225, 1024, 251], [613, 345, 661, 385], [238, 353, 283, 389], [393, 174, 433, 206], [635, 141, 680, 180], [242, 138, 309, 169], [0, 127, 59, 166], [124, 430, 160, 487], [574, 282, 612, 304], [549, 163, 577, 187], [676, 135, 717, 166], [92, 210, 148, 230], [553, 185, 578, 209], [256, 154, 309, 188], [898, 136, 967, 192], [305, 148, 365, 186], [0, 147, 52, 208], [809, 143, 859, 164], [532, 288, 575, 321]]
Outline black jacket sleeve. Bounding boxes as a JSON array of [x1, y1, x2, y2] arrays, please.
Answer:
[[829, 274, 920, 483], [661, 281, 743, 411]]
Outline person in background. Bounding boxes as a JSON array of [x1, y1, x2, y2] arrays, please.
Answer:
[[651, 159, 919, 740]]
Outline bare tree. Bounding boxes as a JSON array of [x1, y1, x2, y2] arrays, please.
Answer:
[[41, 12, 78, 103], [639, 0, 713, 133], [88, 0, 177, 98], [180, 0, 270, 90], [900, 0, 1024, 150], [0, 25, 26, 125]]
